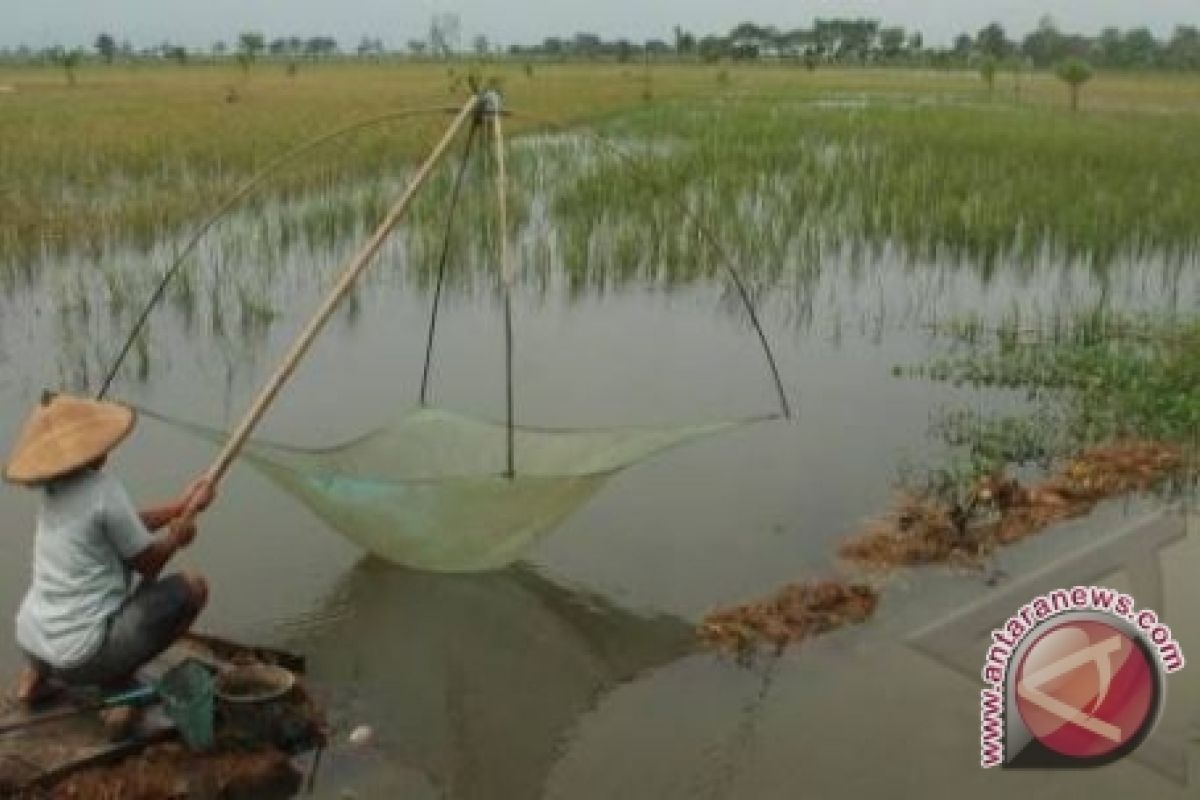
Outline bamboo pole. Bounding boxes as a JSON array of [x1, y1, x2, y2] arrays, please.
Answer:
[[181, 95, 479, 520], [491, 100, 512, 288], [487, 96, 516, 477]]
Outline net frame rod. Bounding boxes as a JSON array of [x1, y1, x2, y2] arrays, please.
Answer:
[[96, 104, 460, 400], [509, 110, 792, 421], [486, 94, 517, 478], [419, 115, 482, 406]]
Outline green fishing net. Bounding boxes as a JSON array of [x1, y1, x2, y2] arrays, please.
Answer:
[[155, 408, 760, 572]]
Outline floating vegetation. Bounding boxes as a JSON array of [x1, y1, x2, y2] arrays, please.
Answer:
[[700, 579, 879, 656], [839, 439, 1185, 570], [907, 312, 1199, 476]]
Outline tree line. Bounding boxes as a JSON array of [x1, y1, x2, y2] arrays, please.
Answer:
[[524, 17, 1200, 70], [3, 16, 1199, 72]]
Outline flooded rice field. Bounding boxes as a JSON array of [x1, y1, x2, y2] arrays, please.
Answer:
[[1, 110, 1198, 797]]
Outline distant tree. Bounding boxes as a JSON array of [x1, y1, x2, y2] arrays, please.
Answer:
[[729, 22, 769, 49], [239, 32, 265, 58], [58, 48, 82, 86], [1120, 28, 1160, 68], [1022, 15, 1063, 67], [979, 55, 997, 98], [698, 36, 726, 63], [429, 13, 461, 57], [165, 45, 188, 65], [773, 28, 810, 59], [212, 40, 228, 56], [304, 37, 338, 58], [1165, 25, 1200, 69], [674, 26, 696, 56], [407, 39, 428, 57], [976, 22, 1012, 59], [645, 39, 671, 57], [729, 42, 758, 61], [879, 26, 906, 59], [269, 38, 289, 57], [238, 31, 265, 74], [616, 39, 633, 63], [1096, 27, 1123, 66], [573, 33, 602, 57], [472, 35, 489, 56], [94, 33, 116, 64], [1011, 56, 1030, 101], [357, 36, 384, 57], [816, 19, 878, 61], [1056, 58, 1093, 111], [953, 33, 973, 60]]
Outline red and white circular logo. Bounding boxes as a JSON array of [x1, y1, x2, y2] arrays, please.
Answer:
[[1015, 619, 1159, 760]]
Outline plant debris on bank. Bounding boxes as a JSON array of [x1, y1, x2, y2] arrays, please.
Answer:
[[700, 580, 879, 655], [839, 439, 1184, 568], [699, 439, 1183, 656]]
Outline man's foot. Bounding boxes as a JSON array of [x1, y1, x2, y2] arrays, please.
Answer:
[[100, 705, 144, 741], [14, 666, 58, 707]]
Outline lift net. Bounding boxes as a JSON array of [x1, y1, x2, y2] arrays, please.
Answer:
[[160, 408, 759, 572]]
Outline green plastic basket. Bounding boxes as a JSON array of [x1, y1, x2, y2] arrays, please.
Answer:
[[159, 659, 215, 751]]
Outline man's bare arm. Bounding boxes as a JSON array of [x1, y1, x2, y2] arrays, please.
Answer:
[[129, 478, 215, 579], [139, 500, 186, 532], [128, 523, 192, 578]]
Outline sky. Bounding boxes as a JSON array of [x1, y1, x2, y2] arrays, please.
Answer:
[[4, 1, 1197, 51]]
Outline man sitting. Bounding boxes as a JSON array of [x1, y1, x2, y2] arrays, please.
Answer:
[[4, 392, 215, 736]]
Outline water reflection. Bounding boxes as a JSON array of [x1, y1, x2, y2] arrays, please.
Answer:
[[288, 559, 695, 799]]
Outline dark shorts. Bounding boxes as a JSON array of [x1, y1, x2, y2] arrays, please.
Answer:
[[27, 574, 200, 689]]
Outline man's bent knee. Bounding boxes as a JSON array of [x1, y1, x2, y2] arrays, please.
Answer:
[[179, 570, 208, 610]]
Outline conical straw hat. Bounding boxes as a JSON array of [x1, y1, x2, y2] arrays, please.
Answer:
[[3, 392, 136, 485]]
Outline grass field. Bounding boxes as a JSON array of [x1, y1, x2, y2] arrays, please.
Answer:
[[3, 61, 1200, 272]]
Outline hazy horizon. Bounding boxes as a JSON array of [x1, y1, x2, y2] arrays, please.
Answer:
[[5, 1, 1197, 51]]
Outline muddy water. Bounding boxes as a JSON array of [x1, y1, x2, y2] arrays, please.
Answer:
[[1, 217, 1198, 797]]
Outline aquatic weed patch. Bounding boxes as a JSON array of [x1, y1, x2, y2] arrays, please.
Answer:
[[911, 314, 1200, 454]]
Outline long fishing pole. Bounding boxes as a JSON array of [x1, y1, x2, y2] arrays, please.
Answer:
[[172, 94, 481, 529], [96, 103, 460, 400], [509, 110, 793, 421]]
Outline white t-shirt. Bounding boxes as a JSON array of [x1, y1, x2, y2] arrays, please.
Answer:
[[15, 469, 154, 668]]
